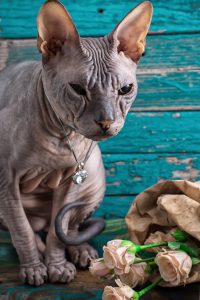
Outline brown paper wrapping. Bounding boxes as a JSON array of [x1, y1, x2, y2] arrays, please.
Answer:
[[125, 180, 200, 285]]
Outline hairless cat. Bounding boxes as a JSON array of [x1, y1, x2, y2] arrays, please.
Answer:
[[0, 0, 152, 286]]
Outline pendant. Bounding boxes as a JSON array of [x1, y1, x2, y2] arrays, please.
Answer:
[[72, 163, 88, 185]]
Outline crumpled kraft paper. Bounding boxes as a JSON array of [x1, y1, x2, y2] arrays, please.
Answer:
[[125, 180, 200, 285]]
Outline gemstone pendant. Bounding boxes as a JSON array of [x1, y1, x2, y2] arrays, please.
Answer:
[[72, 163, 88, 185]]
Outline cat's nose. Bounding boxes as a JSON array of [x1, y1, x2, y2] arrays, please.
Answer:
[[96, 119, 114, 132]]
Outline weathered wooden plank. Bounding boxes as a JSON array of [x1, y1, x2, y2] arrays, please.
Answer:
[[95, 196, 133, 219], [136, 70, 200, 109], [0, 36, 199, 110], [103, 153, 200, 195], [0, 277, 104, 300], [0, 275, 198, 300], [0, 269, 198, 300], [0, 224, 199, 300], [100, 111, 200, 154], [0, 0, 200, 38], [2, 34, 200, 70]]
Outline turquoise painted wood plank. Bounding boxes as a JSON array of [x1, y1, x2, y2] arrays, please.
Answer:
[[0, 37, 199, 110], [103, 153, 200, 195], [0, 283, 103, 300], [140, 34, 200, 70], [2, 34, 200, 70], [136, 70, 200, 109], [0, 1, 200, 38], [100, 111, 200, 154], [95, 196, 133, 219]]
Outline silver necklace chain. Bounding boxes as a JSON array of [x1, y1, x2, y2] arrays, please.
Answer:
[[43, 90, 94, 185]]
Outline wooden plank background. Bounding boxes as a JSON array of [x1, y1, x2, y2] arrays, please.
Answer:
[[0, 0, 200, 218], [0, 1, 200, 224], [0, 0, 200, 298], [0, 0, 200, 37], [0, 35, 200, 111], [0, 37, 199, 218]]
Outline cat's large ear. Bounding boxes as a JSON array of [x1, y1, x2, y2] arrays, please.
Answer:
[[111, 1, 153, 63], [37, 0, 79, 56]]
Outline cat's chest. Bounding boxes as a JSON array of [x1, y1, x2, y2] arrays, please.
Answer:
[[20, 167, 71, 193], [20, 135, 92, 193]]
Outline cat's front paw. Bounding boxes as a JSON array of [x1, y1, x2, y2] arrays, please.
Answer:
[[47, 260, 76, 283], [19, 262, 47, 286], [67, 243, 99, 268]]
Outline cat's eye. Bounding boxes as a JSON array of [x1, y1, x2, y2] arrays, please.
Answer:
[[70, 83, 87, 96], [118, 84, 133, 95]]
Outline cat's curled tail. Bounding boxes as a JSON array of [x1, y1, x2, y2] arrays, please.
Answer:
[[55, 202, 105, 246]]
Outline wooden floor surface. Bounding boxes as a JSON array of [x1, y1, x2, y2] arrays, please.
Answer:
[[0, 225, 199, 300], [0, 265, 199, 300]]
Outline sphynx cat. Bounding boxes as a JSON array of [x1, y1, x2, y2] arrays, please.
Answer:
[[0, 0, 152, 286]]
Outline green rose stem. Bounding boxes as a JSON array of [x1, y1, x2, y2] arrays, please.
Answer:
[[134, 257, 155, 264], [127, 242, 167, 253], [134, 277, 163, 299], [121, 240, 199, 258], [121, 239, 167, 252]]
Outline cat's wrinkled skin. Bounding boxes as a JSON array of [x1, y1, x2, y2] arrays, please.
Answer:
[[0, 0, 152, 285]]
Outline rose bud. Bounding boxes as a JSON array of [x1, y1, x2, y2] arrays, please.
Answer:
[[103, 244, 135, 274], [89, 259, 111, 278], [119, 262, 149, 287], [155, 251, 192, 286], [103, 284, 137, 300]]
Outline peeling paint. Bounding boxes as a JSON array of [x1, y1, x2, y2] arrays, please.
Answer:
[[158, 178, 166, 183], [172, 112, 181, 118], [166, 157, 193, 165], [136, 113, 163, 117], [133, 176, 142, 181], [133, 159, 139, 164], [106, 167, 116, 176], [115, 161, 125, 165], [172, 169, 200, 180]]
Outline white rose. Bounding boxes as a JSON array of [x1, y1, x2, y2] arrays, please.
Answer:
[[155, 251, 192, 286], [103, 285, 135, 300], [103, 244, 135, 274]]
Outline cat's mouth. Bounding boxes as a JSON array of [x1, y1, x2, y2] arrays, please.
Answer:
[[86, 132, 118, 141]]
